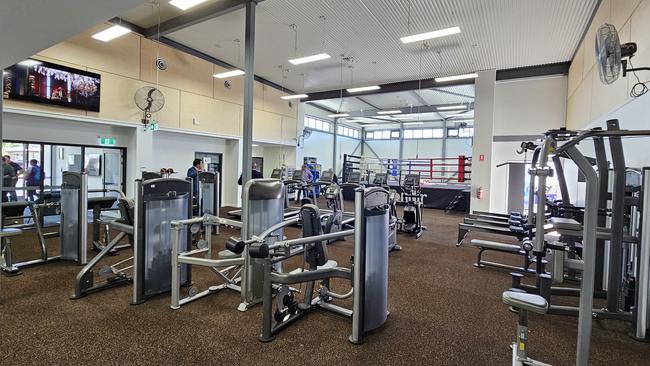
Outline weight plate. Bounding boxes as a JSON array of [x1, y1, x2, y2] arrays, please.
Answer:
[[188, 286, 199, 297], [190, 224, 201, 234], [197, 239, 208, 249], [98, 266, 113, 278]]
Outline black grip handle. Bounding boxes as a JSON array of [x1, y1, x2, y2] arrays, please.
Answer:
[[225, 236, 246, 254], [248, 243, 269, 258]]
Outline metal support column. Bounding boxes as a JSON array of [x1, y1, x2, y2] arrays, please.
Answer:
[[0, 92, 3, 229], [398, 123, 404, 162], [593, 137, 609, 293], [332, 118, 338, 173], [606, 119, 625, 312], [241, 0, 258, 186]]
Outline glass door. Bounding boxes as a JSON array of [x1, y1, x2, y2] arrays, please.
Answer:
[[51, 145, 82, 188], [102, 150, 123, 196]]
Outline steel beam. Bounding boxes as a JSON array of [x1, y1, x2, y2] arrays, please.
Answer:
[[496, 62, 570, 81], [334, 103, 473, 119], [241, 0, 257, 185], [145, 0, 258, 38]]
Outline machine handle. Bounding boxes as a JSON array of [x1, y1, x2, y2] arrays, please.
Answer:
[[225, 237, 246, 254]]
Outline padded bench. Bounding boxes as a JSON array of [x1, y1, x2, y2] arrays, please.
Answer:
[[470, 239, 541, 273]]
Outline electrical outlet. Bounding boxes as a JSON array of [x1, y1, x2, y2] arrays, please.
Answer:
[[192, 117, 199, 125]]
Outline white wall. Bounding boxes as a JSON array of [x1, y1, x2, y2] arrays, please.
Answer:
[[299, 130, 334, 170], [565, 90, 650, 206], [151, 130, 243, 206], [488, 75, 568, 213], [402, 139, 444, 158], [335, 135, 361, 174], [471, 70, 497, 211]]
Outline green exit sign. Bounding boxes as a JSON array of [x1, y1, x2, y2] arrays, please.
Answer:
[[98, 137, 116, 146]]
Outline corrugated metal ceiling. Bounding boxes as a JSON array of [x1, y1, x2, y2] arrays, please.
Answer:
[[153, 0, 597, 92]]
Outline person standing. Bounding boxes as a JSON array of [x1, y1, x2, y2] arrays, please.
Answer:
[[237, 161, 264, 185], [187, 159, 203, 198], [2, 157, 16, 203], [3, 155, 22, 201], [25, 159, 42, 202]]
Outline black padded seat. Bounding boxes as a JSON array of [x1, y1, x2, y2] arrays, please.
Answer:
[[470, 239, 521, 252], [550, 217, 582, 231], [502, 291, 548, 314]]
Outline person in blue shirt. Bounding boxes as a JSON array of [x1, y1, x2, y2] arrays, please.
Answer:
[[187, 159, 202, 197], [25, 159, 41, 202]]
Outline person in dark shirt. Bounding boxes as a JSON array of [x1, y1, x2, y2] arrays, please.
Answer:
[[237, 162, 264, 185], [187, 159, 202, 197], [3, 155, 22, 201], [25, 159, 42, 202]]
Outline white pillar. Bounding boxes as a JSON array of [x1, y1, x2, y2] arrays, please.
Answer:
[[470, 69, 497, 212]]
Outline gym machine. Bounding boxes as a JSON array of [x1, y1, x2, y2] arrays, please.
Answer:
[[72, 177, 194, 303], [501, 122, 650, 366], [228, 169, 302, 220], [397, 174, 426, 239], [248, 187, 390, 344], [373, 173, 400, 251], [1, 171, 89, 274], [170, 178, 291, 310]]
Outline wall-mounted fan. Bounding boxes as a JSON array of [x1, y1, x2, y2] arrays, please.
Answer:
[[297, 128, 312, 147], [134, 86, 165, 130], [595, 23, 648, 85]]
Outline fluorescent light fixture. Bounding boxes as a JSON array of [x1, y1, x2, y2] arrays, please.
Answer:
[[361, 124, 381, 127], [377, 110, 402, 115], [400, 26, 461, 44], [328, 113, 350, 118], [437, 105, 467, 111], [17, 59, 42, 67], [288, 53, 331, 65], [169, 0, 207, 10], [214, 69, 245, 78], [404, 122, 424, 126], [281, 94, 309, 100], [435, 73, 478, 83], [346, 85, 380, 93], [91, 25, 131, 42], [447, 112, 473, 118], [252, 144, 259, 147]]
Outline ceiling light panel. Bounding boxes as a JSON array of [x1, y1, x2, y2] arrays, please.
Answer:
[[377, 110, 402, 115], [435, 73, 479, 83], [214, 69, 245, 78], [436, 105, 467, 111], [347, 85, 380, 93], [328, 113, 350, 118], [169, 0, 208, 11], [281, 94, 309, 100], [91, 25, 131, 42], [288, 53, 331, 65], [400, 26, 461, 44]]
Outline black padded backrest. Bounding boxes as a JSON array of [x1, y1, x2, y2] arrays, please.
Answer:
[[404, 174, 420, 188], [320, 170, 333, 182], [142, 171, 162, 180], [300, 204, 328, 268], [348, 171, 361, 184], [271, 169, 282, 179], [373, 173, 388, 185], [198, 171, 216, 183], [292, 170, 303, 180]]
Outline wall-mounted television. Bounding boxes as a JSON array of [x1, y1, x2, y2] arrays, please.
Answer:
[[3, 59, 101, 112]]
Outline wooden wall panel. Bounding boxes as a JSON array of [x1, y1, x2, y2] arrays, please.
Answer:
[[213, 64, 244, 105], [263, 85, 297, 117], [610, 0, 642, 29], [38, 24, 140, 80], [94, 71, 180, 127], [567, 44, 584, 98], [253, 109, 282, 141], [281, 116, 297, 144], [582, 0, 611, 79], [179, 91, 241, 137], [140, 39, 213, 98]]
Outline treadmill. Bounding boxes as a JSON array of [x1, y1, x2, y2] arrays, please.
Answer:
[[227, 168, 302, 219]]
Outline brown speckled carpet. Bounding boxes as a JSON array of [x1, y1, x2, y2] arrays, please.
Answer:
[[1, 204, 648, 366]]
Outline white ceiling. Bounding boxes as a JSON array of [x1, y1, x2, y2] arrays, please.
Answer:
[[1, 0, 146, 68], [143, 0, 600, 93]]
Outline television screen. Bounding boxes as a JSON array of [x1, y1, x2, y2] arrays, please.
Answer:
[[3, 59, 101, 112]]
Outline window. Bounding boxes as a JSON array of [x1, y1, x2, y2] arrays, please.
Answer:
[[403, 128, 445, 139], [304, 116, 331, 132], [458, 127, 474, 137], [365, 129, 399, 140], [447, 128, 459, 137], [336, 125, 360, 139]]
